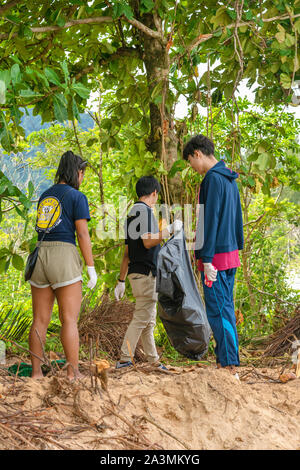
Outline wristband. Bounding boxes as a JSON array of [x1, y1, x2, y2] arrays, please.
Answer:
[[118, 278, 125, 283]]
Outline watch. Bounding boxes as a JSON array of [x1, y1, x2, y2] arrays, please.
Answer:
[[118, 278, 125, 283]]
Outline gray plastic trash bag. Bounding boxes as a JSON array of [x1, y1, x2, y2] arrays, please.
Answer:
[[156, 230, 211, 360]]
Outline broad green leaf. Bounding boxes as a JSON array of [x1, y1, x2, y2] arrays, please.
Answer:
[[141, 0, 154, 12], [285, 33, 295, 47], [71, 82, 90, 99], [12, 254, 24, 271], [295, 19, 300, 34], [86, 138, 98, 147], [10, 63, 21, 85], [53, 93, 68, 122], [0, 258, 6, 274], [247, 176, 255, 187], [256, 153, 270, 171], [0, 70, 10, 87], [168, 160, 186, 178], [270, 63, 280, 73], [280, 73, 292, 89], [275, 31, 285, 43], [0, 111, 13, 152], [44, 67, 61, 86]]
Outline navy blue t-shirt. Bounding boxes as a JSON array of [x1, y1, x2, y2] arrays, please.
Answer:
[[35, 184, 90, 245]]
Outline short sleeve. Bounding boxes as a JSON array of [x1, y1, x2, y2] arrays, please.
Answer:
[[74, 193, 90, 221]]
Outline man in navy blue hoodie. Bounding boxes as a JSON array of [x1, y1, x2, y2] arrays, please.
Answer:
[[183, 135, 244, 376]]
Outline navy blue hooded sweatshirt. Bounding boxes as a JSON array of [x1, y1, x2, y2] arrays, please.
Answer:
[[194, 160, 244, 264]]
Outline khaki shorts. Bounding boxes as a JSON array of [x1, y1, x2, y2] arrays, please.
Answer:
[[29, 241, 83, 290]]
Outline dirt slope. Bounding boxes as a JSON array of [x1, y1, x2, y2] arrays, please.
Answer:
[[0, 365, 299, 450]]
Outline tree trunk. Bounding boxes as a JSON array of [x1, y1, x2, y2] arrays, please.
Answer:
[[136, 9, 181, 203]]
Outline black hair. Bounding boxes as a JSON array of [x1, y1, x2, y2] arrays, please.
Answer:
[[55, 151, 88, 190], [183, 134, 215, 160], [136, 176, 161, 198]]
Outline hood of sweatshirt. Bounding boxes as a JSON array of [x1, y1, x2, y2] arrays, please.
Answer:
[[207, 160, 239, 181]]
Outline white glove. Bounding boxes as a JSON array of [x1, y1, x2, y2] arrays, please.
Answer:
[[203, 263, 218, 282], [166, 220, 183, 235], [87, 266, 97, 289], [114, 281, 125, 301]]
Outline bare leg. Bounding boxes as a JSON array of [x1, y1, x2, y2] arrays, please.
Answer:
[[29, 285, 55, 379], [55, 281, 82, 380]]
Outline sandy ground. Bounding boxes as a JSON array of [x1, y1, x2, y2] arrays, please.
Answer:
[[0, 362, 299, 450]]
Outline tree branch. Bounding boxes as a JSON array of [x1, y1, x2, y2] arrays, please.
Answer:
[[126, 16, 165, 41], [0, 0, 21, 15], [0, 14, 164, 41], [173, 12, 300, 61]]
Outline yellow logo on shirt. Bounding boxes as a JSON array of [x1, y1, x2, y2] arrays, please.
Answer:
[[36, 197, 61, 230]]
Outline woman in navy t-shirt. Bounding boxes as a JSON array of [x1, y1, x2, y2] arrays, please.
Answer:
[[28, 151, 97, 380]]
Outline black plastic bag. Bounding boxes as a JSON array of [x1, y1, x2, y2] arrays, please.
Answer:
[[156, 230, 211, 360]]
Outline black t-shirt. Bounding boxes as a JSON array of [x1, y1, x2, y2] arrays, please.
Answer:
[[125, 201, 161, 277]]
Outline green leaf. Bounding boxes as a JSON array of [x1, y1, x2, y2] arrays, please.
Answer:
[[0, 80, 5, 104], [44, 67, 61, 86], [10, 63, 21, 85], [275, 31, 285, 43], [113, 2, 134, 20], [72, 97, 80, 121], [61, 60, 69, 83], [86, 138, 98, 147], [294, 19, 300, 34], [56, 16, 66, 27], [0, 70, 10, 87], [71, 82, 90, 99], [168, 160, 186, 178], [19, 89, 44, 98], [247, 176, 255, 187], [280, 73, 291, 89], [28, 180, 35, 198], [270, 62, 280, 73], [12, 254, 24, 271], [0, 257, 6, 274], [256, 153, 270, 171], [140, 0, 154, 12], [0, 111, 13, 152], [53, 93, 68, 122], [285, 33, 295, 47]]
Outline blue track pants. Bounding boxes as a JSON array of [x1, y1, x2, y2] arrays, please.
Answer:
[[201, 268, 240, 367]]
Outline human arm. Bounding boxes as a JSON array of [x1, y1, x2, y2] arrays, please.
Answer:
[[141, 220, 183, 249], [75, 219, 97, 288], [114, 245, 129, 300], [119, 245, 129, 281], [198, 175, 222, 264]]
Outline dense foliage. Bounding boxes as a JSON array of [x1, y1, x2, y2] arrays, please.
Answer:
[[0, 1, 299, 357]]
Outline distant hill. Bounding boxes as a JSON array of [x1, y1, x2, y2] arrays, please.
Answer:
[[0, 109, 94, 196]]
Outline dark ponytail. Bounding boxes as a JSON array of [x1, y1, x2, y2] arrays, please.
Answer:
[[55, 151, 87, 190]]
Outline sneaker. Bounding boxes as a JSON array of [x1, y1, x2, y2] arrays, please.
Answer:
[[115, 361, 133, 369], [156, 363, 168, 371]]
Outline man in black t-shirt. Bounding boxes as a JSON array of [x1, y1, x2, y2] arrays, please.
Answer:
[[114, 176, 182, 369]]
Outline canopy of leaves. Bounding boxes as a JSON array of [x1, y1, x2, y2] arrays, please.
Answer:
[[0, 0, 299, 153]]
